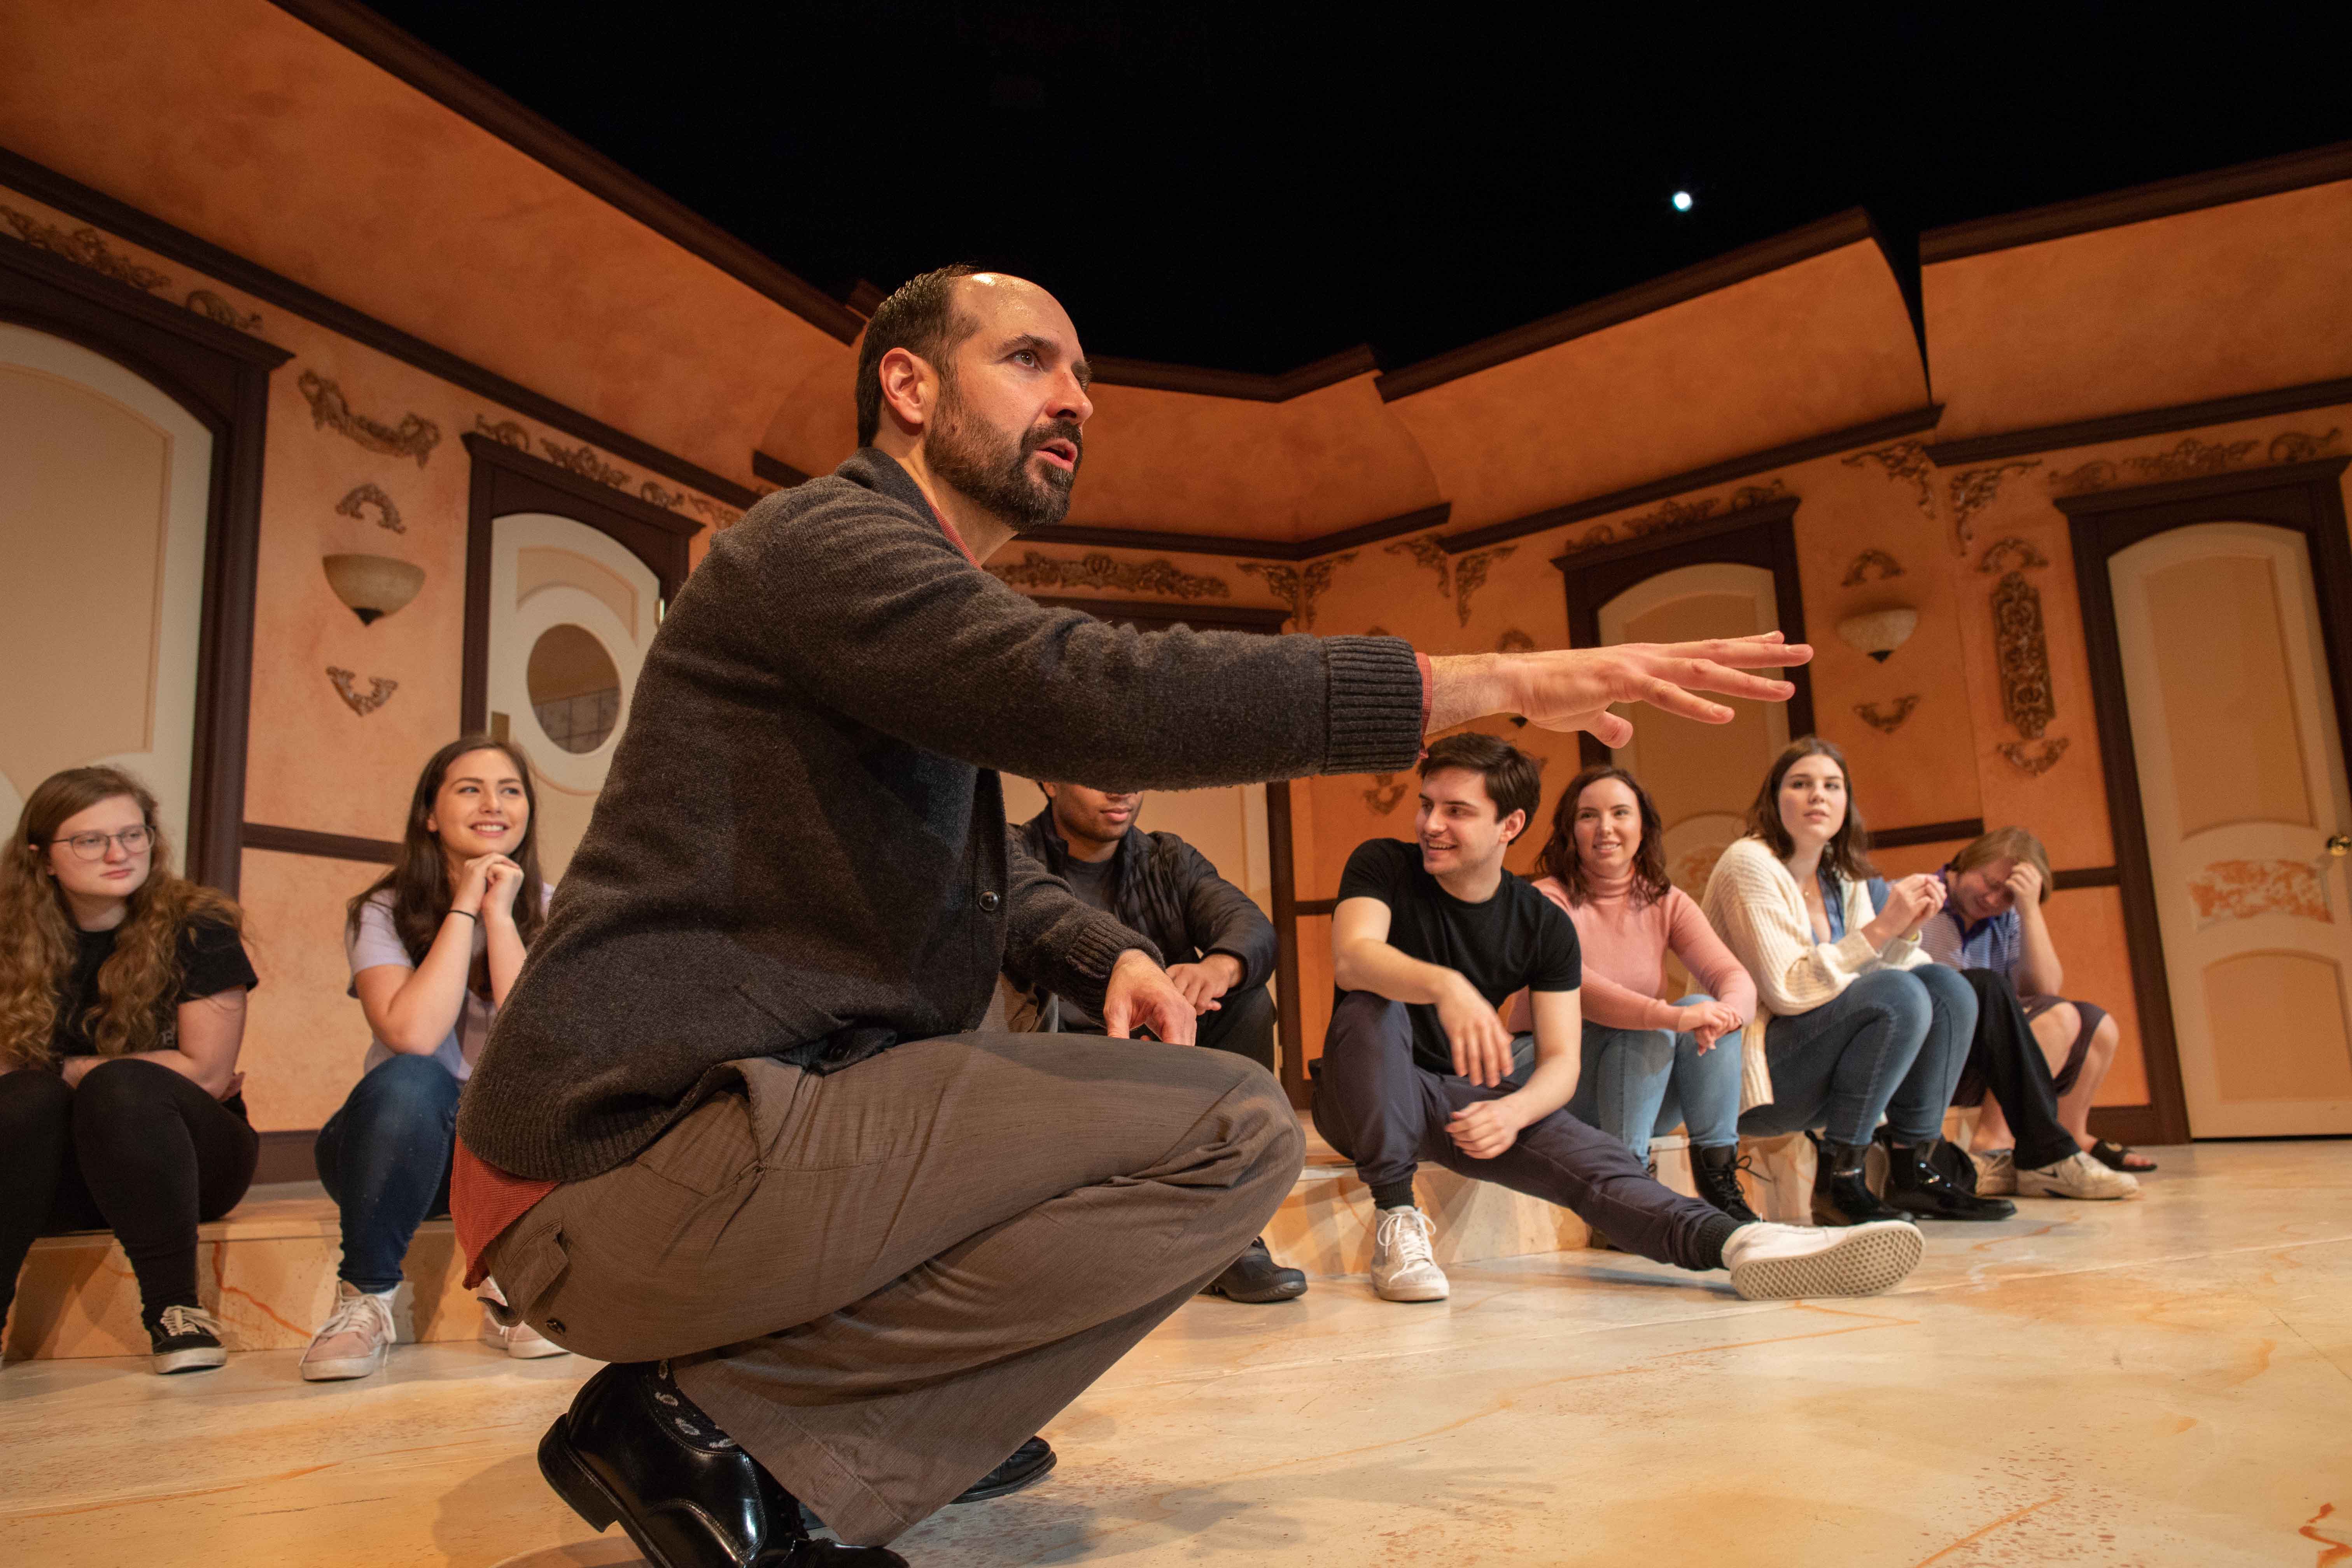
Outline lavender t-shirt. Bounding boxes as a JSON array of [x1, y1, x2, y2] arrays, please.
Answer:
[[346, 888, 546, 1083]]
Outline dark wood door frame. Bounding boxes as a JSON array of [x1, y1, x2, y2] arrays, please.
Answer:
[[459, 430, 701, 732], [1551, 496, 1814, 768], [0, 236, 293, 895], [1027, 597, 1320, 1102], [2058, 455, 2352, 1146]]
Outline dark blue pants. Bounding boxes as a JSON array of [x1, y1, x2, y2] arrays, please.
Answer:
[[314, 1055, 459, 1294]]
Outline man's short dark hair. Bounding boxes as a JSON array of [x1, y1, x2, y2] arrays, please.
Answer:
[[1419, 733, 1543, 826], [855, 264, 981, 446]]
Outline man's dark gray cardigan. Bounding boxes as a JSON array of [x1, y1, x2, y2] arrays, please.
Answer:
[[460, 450, 1426, 1181]]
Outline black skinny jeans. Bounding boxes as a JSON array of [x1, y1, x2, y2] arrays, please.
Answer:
[[0, 1061, 259, 1326], [1955, 968, 2079, 1170]]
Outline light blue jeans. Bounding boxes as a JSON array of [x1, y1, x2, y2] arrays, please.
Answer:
[[1564, 994, 1744, 1161], [1738, 965, 1977, 1148]]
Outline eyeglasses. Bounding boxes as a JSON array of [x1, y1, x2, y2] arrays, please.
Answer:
[[55, 826, 153, 860]]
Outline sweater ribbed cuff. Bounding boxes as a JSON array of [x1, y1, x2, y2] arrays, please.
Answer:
[[1321, 636, 1429, 775], [1058, 913, 1163, 1012]]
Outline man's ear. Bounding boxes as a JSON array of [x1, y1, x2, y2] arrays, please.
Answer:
[[1498, 808, 1528, 846], [877, 346, 938, 436], [1040, 782, 1060, 801]]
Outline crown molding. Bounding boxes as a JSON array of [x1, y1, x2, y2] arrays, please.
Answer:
[[1924, 375, 2352, 466]]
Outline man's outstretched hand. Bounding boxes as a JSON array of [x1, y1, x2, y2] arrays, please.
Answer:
[[1102, 948, 1199, 1045], [1429, 633, 1813, 746]]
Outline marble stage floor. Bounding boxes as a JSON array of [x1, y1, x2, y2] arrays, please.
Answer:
[[4, 1140, 2347, 1567]]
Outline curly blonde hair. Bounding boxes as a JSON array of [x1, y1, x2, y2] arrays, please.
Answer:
[[0, 767, 244, 1072]]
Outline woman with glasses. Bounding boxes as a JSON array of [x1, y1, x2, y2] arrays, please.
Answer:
[[0, 767, 259, 1374], [298, 737, 565, 1381]]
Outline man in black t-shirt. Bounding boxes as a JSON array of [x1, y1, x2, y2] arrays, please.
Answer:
[[1315, 734, 1925, 1304]]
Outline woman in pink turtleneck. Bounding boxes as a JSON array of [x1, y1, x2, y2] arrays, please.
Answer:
[[1526, 766, 1759, 1222]]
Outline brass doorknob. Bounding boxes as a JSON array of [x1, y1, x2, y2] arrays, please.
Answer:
[[2329, 835, 2352, 858]]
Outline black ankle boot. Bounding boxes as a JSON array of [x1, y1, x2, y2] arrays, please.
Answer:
[[1884, 1140, 2018, 1222], [1691, 1144, 1762, 1224], [1812, 1139, 1909, 1226], [539, 1360, 904, 1566]]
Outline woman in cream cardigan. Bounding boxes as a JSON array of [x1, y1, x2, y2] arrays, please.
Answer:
[[1701, 738, 2013, 1225]]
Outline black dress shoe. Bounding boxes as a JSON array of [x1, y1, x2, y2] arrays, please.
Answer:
[[1201, 1237, 1308, 1303], [1812, 1139, 1911, 1226], [952, 1436, 1057, 1502], [1884, 1140, 2018, 1222], [1690, 1144, 1762, 1225], [539, 1361, 903, 1567]]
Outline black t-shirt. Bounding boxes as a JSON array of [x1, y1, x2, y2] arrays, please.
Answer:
[[1334, 837, 1581, 1076], [53, 915, 259, 1059], [1054, 856, 1119, 1028]]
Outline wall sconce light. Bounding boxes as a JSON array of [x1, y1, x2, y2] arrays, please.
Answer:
[[1836, 606, 1917, 663], [323, 553, 425, 625]]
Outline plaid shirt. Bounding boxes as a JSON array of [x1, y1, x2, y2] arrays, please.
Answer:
[[1920, 870, 2022, 977]]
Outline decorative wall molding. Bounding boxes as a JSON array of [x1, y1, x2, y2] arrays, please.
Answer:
[[1872, 817, 1987, 849], [2188, 858, 2330, 927], [1946, 460, 2040, 552], [326, 666, 397, 716], [639, 480, 741, 528], [2047, 428, 2345, 497], [1992, 569, 2055, 738], [1841, 548, 1905, 586], [298, 369, 441, 466], [334, 482, 402, 534], [0, 201, 170, 290], [240, 821, 401, 864], [184, 288, 261, 332], [1496, 628, 1536, 653], [989, 550, 1230, 601], [472, 415, 529, 449], [1238, 553, 1354, 628], [1363, 775, 1410, 814], [1976, 537, 2049, 575], [1453, 544, 1517, 625], [1999, 737, 2069, 776], [539, 436, 630, 488], [1853, 695, 1920, 734], [1552, 479, 1794, 565], [1841, 441, 1936, 521], [1385, 533, 1451, 596]]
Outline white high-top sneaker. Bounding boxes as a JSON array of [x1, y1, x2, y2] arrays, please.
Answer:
[[1723, 1220, 1924, 1300], [299, 1279, 411, 1381], [477, 1278, 570, 1359], [2016, 1149, 2140, 1200], [1370, 1206, 1448, 1302]]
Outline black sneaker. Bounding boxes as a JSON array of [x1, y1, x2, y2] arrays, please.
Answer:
[[1200, 1237, 1308, 1303], [148, 1304, 227, 1375], [1690, 1144, 1763, 1225]]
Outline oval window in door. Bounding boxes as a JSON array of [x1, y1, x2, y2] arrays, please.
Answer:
[[526, 623, 621, 754]]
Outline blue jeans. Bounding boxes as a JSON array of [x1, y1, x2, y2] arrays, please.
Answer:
[[314, 1054, 459, 1294], [1739, 966, 1977, 1147], [1565, 994, 1744, 1160]]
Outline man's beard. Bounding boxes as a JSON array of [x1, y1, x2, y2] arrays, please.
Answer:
[[923, 373, 1080, 534]]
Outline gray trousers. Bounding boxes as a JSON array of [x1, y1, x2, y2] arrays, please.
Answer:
[[483, 1034, 1302, 1546]]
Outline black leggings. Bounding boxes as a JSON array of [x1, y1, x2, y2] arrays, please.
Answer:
[[0, 1061, 259, 1327]]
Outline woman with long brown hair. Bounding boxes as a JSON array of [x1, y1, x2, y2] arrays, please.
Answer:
[[1700, 738, 2006, 1225], [0, 767, 260, 1374], [1522, 765, 1759, 1220], [298, 737, 566, 1382]]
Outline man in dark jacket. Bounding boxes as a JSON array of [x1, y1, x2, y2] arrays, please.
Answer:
[[455, 263, 1811, 1567], [1015, 785, 1307, 1302]]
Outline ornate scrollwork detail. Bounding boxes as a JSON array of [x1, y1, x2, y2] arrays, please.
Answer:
[[1976, 537, 2049, 575], [2188, 859, 2331, 927], [1363, 775, 1410, 814], [1841, 549, 1904, 586], [1853, 695, 1920, 734], [1993, 572, 2054, 739], [635, 479, 742, 528], [1554, 522, 1619, 560], [299, 371, 441, 466], [334, 482, 402, 534], [1841, 441, 1936, 520], [326, 666, 398, 717], [1384, 534, 1451, 597], [2269, 428, 2344, 465], [1947, 460, 2040, 551], [1238, 553, 1354, 629], [1496, 628, 1536, 653], [473, 416, 530, 449], [1454, 545, 1517, 626], [184, 289, 261, 332], [1998, 737, 2069, 777], [0, 204, 171, 291], [540, 438, 631, 489], [989, 551, 1230, 601], [2048, 435, 2261, 497], [1557, 478, 1792, 561]]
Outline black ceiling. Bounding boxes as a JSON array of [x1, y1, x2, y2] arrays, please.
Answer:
[[360, 2, 2352, 378]]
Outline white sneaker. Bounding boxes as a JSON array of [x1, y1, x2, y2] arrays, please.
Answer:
[[299, 1280, 410, 1382], [477, 1279, 569, 1359], [2016, 1149, 2140, 1201], [1370, 1206, 1448, 1302], [1972, 1148, 2018, 1196], [1723, 1220, 1924, 1300]]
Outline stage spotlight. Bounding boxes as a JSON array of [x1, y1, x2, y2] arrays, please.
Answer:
[[1671, 191, 1694, 212]]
